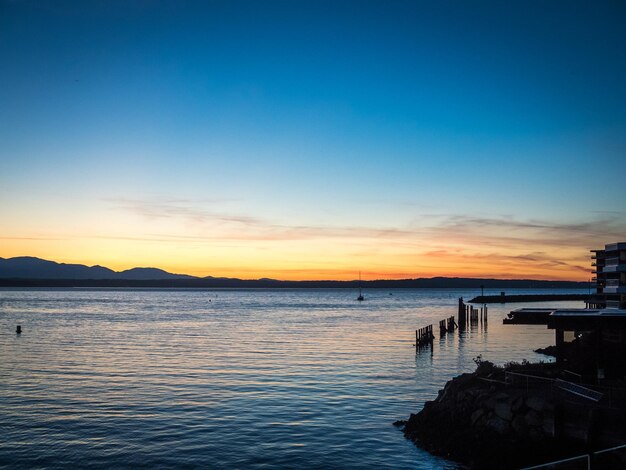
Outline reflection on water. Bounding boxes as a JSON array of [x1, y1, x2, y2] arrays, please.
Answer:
[[0, 288, 584, 468]]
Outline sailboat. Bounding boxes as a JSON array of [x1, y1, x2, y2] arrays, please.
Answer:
[[357, 271, 365, 301]]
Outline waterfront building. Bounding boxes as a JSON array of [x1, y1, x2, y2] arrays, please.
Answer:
[[547, 308, 626, 379], [547, 242, 626, 380], [590, 242, 626, 309]]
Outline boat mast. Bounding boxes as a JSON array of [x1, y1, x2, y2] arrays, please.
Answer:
[[357, 271, 364, 300]]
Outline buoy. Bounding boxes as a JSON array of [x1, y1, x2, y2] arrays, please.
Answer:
[[16, 325, 22, 334]]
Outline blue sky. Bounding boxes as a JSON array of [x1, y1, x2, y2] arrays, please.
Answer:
[[1, 0, 625, 279]]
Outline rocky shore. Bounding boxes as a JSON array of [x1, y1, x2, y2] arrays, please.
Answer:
[[396, 360, 621, 469]]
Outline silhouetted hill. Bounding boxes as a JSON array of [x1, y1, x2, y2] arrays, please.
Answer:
[[0, 257, 193, 280], [117, 267, 195, 280], [0, 256, 118, 279], [0, 256, 588, 288]]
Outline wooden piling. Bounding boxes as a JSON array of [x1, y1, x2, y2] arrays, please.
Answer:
[[458, 297, 467, 329], [416, 324, 434, 350]]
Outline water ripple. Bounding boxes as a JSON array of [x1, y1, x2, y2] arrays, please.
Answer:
[[0, 288, 584, 468]]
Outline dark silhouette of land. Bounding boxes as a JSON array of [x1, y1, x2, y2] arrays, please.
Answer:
[[0, 256, 194, 280], [0, 256, 588, 289]]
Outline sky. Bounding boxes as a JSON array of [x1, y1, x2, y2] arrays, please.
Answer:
[[1, 0, 625, 281]]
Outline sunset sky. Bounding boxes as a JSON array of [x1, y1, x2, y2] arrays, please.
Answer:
[[1, 1, 625, 281]]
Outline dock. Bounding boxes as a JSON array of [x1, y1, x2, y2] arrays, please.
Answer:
[[469, 293, 588, 304], [503, 308, 557, 325]]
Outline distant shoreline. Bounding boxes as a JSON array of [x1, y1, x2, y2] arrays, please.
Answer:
[[0, 257, 590, 289], [0, 278, 588, 289]]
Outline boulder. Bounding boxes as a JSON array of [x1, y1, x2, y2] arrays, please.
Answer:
[[511, 415, 527, 434], [527, 426, 544, 441], [495, 402, 513, 421], [511, 395, 524, 413], [471, 408, 485, 426], [525, 410, 542, 427], [542, 418, 555, 436], [487, 416, 510, 435], [495, 392, 509, 401], [526, 395, 545, 412]]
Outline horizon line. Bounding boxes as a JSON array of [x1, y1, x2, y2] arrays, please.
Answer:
[[0, 255, 591, 284]]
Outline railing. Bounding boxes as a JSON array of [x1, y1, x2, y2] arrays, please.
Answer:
[[505, 371, 626, 410], [562, 370, 582, 382], [590, 383, 626, 409], [505, 372, 603, 402], [521, 453, 589, 470], [554, 379, 603, 402], [504, 371, 556, 394], [521, 443, 626, 469]]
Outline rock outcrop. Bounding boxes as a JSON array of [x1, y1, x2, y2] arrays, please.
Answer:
[[399, 362, 584, 469]]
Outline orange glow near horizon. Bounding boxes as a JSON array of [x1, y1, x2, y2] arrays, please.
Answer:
[[2, 197, 619, 282], [0, 225, 596, 281]]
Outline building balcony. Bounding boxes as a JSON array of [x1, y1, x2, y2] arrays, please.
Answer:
[[603, 264, 626, 273], [604, 286, 626, 294], [604, 242, 626, 252]]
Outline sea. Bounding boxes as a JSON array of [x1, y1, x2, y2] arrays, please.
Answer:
[[0, 287, 587, 469]]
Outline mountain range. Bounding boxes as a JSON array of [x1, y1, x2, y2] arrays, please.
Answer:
[[0, 256, 589, 289], [0, 256, 195, 280]]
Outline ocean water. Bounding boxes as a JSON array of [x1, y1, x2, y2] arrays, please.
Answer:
[[0, 288, 587, 469]]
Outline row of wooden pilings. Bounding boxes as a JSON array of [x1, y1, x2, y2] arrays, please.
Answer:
[[415, 297, 487, 351], [458, 297, 488, 325], [438, 316, 457, 337], [415, 324, 434, 350]]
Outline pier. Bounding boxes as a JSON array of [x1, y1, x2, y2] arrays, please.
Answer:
[[415, 298, 484, 352], [503, 308, 556, 325], [469, 293, 588, 304]]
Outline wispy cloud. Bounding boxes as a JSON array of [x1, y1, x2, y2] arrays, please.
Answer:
[[103, 197, 428, 241], [427, 215, 626, 249], [103, 198, 625, 253], [105, 197, 256, 226], [6, 198, 618, 280], [0, 236, 65, 241]]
